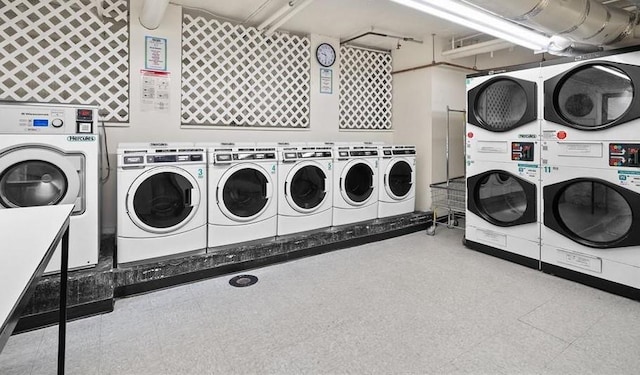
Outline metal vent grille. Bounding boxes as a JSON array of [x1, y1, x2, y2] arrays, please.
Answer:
[[339, 46, 393, 130], [478, 81, 526, 130], [0, 0, 130, 122], [181, 11, 311, 128]]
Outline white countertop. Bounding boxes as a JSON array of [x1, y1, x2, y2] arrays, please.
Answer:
[[0, 204, 74, 349]]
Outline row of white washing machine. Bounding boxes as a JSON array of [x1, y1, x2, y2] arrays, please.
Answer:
[[116, 142, 416, 266], [464, 47, 640, 299]]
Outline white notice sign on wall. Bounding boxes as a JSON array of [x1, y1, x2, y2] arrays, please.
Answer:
[[141, 70, 170, 113], [145, 36, 167, 71], [320, 68, 332, 94]]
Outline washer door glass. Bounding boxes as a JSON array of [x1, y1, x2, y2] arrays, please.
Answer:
[[557, 181, 632, 244], [556, 65, 632, 128], [133, 172, 194, 229], [290, 165, 326, 210], [222, 168, 269, 218], [0, 161, 67, 207], [477, 172, 528, 223], [387, 160, 412, 198], [344, 162, 373, 203], [476, 79, 528, 131]]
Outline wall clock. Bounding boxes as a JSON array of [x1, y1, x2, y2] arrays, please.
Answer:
[[316, 43, 336, 67]]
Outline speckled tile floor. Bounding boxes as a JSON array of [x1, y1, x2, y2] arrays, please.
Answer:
[[2, 227, 640, 374]]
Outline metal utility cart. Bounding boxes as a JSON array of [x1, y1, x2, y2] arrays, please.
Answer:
[[427, 106, 466, 235]]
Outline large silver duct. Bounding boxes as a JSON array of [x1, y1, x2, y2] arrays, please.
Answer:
[[462, 0, 640, 52]]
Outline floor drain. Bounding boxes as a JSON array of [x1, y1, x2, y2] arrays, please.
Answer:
[[229, 274, 258, 287]]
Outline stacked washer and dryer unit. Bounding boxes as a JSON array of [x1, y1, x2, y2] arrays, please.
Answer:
[[539, 48, 640, 298], [465, 64, 542, 269], [0, 101, 101, 273], [466, 47, 640, 299]]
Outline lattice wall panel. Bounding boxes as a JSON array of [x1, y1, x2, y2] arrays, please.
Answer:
[[339, 47, 392, 130], [0, 0, 129, 122], [182, 11, 310, 127]]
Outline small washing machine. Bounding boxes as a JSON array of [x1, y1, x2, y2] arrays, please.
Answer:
[[0, 101, 100, 273], [203, 142, 278, 247], [117, 143, 207, 265], [332, 142, 379, 226], [377, 144, 416, 218], [277, 142, 333, 236]]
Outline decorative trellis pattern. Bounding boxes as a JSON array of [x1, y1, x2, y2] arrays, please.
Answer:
[[339, 46, 393, 130], [0, 0, 129, 122], [182, 11, 310, 127]]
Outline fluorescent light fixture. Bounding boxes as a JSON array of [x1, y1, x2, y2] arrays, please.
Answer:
[[389, 0, 551, 51]]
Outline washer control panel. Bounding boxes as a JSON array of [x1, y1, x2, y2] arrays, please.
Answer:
[[610, 143, 640, 168], [0, 102, 98, 134]]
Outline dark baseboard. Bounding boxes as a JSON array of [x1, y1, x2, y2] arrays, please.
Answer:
[[115, 222, 428, 297], [541, 262, 640, 301], [464, 239, 540, 270], [13, 299, 114, 334]]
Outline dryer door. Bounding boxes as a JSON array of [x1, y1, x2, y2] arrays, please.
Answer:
[[544, 62, 640, 130], [339, 159, 375, 206], [467, 77, 537, 132], [383, 158, 414, 200], [0, 147, 82, 212], [126, 166, 201, 234], [284, 161, 327, 213], [544, 178, 640, 248], [467, 170, 537, 227], [217, 163, 273, 222]]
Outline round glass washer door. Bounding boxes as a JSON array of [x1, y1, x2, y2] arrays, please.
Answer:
[[285, 161, 327, 213], [127, 166, 201, 234], [217, 164, 273, 222], [555, 180, 632, 245], [468, 76, 537, 132], [383, 159, 413, 200], [0, 148, 81, 210], [555, 65, 633, 128], [340, 160, 375, 206], [476, 172, 528, 224]]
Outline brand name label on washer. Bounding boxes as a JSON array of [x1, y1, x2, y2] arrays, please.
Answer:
[[67, 135, 96, 142]]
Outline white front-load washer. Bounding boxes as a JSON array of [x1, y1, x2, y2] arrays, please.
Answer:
[[332, 143, 379, 226], [117, 143, 207, 265], [377, 144, 416, 218], [202, 142, 278, 248], [0, 101, 100, 273], [277, 142, 333, 236]]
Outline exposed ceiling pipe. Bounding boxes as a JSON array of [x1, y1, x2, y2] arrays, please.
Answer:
[[264, 0, 315, 36], [139, 0, 170, 30], [257, 1, 296, 31], [461, 0, 640, 53]]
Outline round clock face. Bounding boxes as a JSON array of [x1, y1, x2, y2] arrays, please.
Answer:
[[316, 43, 336, 67]]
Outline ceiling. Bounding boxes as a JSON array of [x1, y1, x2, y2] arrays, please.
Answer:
[[169, 0, 640, 51]]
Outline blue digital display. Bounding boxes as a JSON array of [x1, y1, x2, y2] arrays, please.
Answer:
[[33, 119, 49, 127]]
